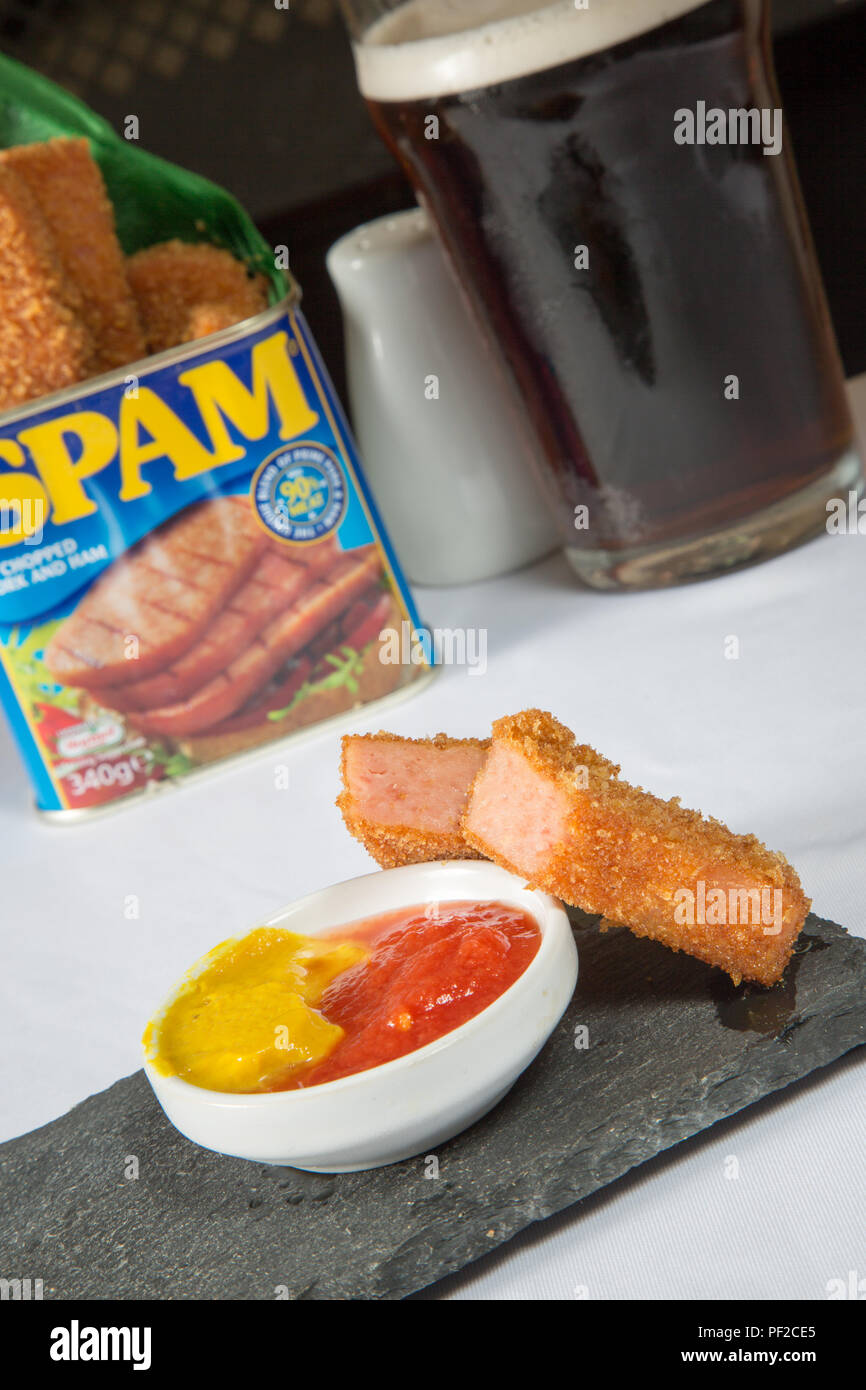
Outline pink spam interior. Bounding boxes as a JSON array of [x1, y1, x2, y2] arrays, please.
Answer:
[[464, 741, 571, 873], [347, 739, 486, 833]]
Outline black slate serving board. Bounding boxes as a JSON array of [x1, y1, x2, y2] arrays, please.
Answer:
[[2, 911, 865, 1300]]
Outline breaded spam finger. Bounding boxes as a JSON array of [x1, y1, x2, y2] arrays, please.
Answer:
[[0, 137, 146, 375], [127, 239, 269, 354], [0, 164, 91, 413], [462, 710, 810, 986], [338, 732, 490, 868], [185, 303, 259, 340]]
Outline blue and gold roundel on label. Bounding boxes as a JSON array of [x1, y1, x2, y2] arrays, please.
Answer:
[[252, 442, 346, 542]]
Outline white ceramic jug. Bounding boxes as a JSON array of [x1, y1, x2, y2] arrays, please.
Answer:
[[327, 207, 557, 586]]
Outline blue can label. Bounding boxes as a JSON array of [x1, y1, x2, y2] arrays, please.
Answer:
[[0, 300, 428, 814], [253, 442, 346, 543]]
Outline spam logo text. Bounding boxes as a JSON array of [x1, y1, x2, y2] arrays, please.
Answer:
[[0, 331, 318, 547]]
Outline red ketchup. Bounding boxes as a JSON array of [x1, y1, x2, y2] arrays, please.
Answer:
[[272, 900, 541, 1090]]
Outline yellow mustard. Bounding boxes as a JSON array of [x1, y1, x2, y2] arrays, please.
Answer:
[[142, 927, 367, 1093]]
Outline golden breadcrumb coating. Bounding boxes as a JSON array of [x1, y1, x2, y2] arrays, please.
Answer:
[[0, 138, 146, 375], [0, 164, 91, 412], [127, 239, 269, 354], [337, 731, 489, 869], [462, 710, 810, 986], [185, 303, 256, 341]]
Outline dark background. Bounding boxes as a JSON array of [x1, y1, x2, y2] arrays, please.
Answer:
[[1, 0, 864, 398]]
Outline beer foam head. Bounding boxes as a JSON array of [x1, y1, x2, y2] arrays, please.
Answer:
[[356, 0, 707, 102]]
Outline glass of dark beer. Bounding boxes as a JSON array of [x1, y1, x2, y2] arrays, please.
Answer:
[[339, 0, 862, 589]]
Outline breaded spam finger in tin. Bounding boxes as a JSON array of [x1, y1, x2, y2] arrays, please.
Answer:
[[0, 163, 91, 412], [127, 239, 269, 353], [0, 137, 146, 375]]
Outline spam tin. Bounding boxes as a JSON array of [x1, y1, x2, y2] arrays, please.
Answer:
[[0, 294, 432, 818]]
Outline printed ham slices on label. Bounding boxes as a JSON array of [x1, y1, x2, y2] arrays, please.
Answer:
[[45, 496, 266, 687], [45, 496, 391, 747], [132, 546, 382, 737], [97, 538, 339, 712]]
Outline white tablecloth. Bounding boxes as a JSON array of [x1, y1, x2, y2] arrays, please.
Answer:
[[2, 381, 865, 1302]]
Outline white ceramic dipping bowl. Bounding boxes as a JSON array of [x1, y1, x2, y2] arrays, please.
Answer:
[[143, 860, 577, 1172]]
